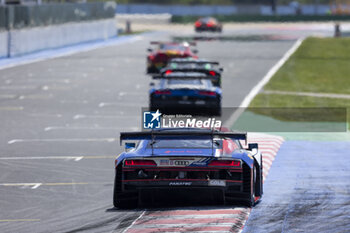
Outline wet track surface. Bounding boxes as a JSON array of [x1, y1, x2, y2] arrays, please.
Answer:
[[0, 24, 348, 232]]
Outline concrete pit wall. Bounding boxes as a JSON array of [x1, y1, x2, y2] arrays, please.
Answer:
[[8, 18, 116, 57], [0, 30, 7, 58]]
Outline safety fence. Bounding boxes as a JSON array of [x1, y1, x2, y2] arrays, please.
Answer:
[[0, 2, 117, 58], [116, 3, 333, 16], [0, 2, 116, 30]]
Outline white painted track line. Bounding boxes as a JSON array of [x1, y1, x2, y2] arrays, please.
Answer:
[[7, 138, 117, 144]]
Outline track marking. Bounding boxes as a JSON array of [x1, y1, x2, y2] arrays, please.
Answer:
[[27, 113, 62, 118], [99, 102, 143, 108], [0, 182, 112, 189], [224, 38, 304, 127], [42, 85, 71, 91], [73, 114, 139, 120], [0, 94, 17, 99], [122, 211, 146, 233], [7, 138, 116, 144], [0, 219, 40, 222], [44, 126, 138, 131], [19, 94, 53, 100], [25, 78, 71, 84], [31, 183, 42, 189], [0, 106, 23, 111], [118, 92, 144, 97], [0, 85, 37, 90], [1, 183, 42, 189]]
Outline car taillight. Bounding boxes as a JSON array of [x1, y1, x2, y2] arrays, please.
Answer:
[[209, 160, 241, 167], [209, 71, 216, 76], [125, 160, 157, 166], [154, 90, 172, 95], [199, 91, 216, 96], [207, 22, 215, 27], [195, 21, 202, 27], [156, 53, 168, 61], [165, 70, 172, 75]]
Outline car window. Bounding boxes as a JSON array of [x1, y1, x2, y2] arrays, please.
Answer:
[[168, 79, 202, 85], [160, 44, 186, 51]]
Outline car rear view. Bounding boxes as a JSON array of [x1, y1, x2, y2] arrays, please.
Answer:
[[195, 17, 222, 33], [150, 73, 222, 115], [114, 129, 263, 208]]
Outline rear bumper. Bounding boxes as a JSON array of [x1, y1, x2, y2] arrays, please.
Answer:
[[118, 164, 253, 205], [195, 26, 221, 32], [122, 186, 252, 206]]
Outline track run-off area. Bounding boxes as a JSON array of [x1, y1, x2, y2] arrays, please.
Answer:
[[0, 23, 349, 232]]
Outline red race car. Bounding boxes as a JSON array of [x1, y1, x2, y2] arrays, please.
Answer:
[[195, 17, 223, 33], [147, 41, 198, 74]]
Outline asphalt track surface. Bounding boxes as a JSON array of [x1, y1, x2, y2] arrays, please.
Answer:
[[0, 24, 344, 232], [243, 141, 350, 233]]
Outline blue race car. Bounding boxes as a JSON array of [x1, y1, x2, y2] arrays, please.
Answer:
[[160, 58, 223, 87], [149, 72, 222, 116], [113, 128, 263, 208]]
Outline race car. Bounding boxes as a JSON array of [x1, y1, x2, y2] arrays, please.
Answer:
[[113, 128, 263, 208], [195, 17, 223, 33], [149, 72, 222, 116], [146, 41, 198, 74], [160, 58, 224, 87]]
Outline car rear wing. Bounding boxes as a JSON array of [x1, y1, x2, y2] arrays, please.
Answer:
[[120, 130, 247, 145], [152, 72, 218, 80], [160, 67, 222, 75], [169, 58, 219, 65], [150, 41, 196, 46]]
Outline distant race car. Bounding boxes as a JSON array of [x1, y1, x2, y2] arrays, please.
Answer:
[[147, 41, 198, 74], [113, 128, 263, 208], [149, 72, 222, 115], [195, 17, 223, 33], [161, 58, 224, 87]]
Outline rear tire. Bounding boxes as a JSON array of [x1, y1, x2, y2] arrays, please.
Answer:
[[113, 166, 138, 209], [213, 98, 222, 116], [246, 166, 256, 207]]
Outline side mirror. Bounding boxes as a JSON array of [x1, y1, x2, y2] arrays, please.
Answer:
[[192, 49, 198, 54], [248, 143, 258, 151], [147, 48, 153, 52], [125, 142, 136, 151], [149, 82, 155, 86], [219, 67, 224, 72]]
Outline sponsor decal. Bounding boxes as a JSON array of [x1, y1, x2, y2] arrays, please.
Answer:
[[142, 110, 222, 130], [143, 110, 162, 129], [190, 157, 212, 166], [162, 117, 221, 129], [160, 160, 169, 166], [169, 182, 192, 186], [174, 160, 189, 166], [208, 180, 226, 187]]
